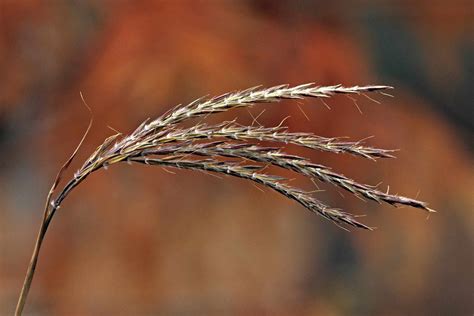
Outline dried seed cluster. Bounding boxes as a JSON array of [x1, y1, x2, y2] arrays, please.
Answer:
[[57, 83, 433, 230]]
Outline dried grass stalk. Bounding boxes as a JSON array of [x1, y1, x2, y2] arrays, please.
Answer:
[[15, 83, 434, 315]]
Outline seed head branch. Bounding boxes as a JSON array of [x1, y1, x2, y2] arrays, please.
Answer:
[[140, 142, 432, 212], [130, 156, 371, 230], [109, 84, 392, 157], [151, 122, 396, 160]]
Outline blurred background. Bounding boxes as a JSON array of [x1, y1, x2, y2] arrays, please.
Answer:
[[1, 1, 473, 315]]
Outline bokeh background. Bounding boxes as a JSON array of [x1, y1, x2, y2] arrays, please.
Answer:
[[1, 1, 473, 315]]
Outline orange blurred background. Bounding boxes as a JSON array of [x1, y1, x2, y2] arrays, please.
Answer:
[[1, 1, 473, 315]]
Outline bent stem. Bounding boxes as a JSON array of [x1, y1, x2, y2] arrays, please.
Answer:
[[15, 205, 54, 316], [15, 98, 92, 316], [14, 178, 81, 316]]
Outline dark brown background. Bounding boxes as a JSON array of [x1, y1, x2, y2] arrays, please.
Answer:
[[1, 1, 473, 315]]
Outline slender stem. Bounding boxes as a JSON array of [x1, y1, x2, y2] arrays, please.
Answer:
[[16, 100, 93, 315], [15, 210, 54, 316], [14, 177, 82, 316]]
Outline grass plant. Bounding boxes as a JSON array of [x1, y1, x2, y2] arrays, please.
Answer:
[[15, 83, 434, 315]]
